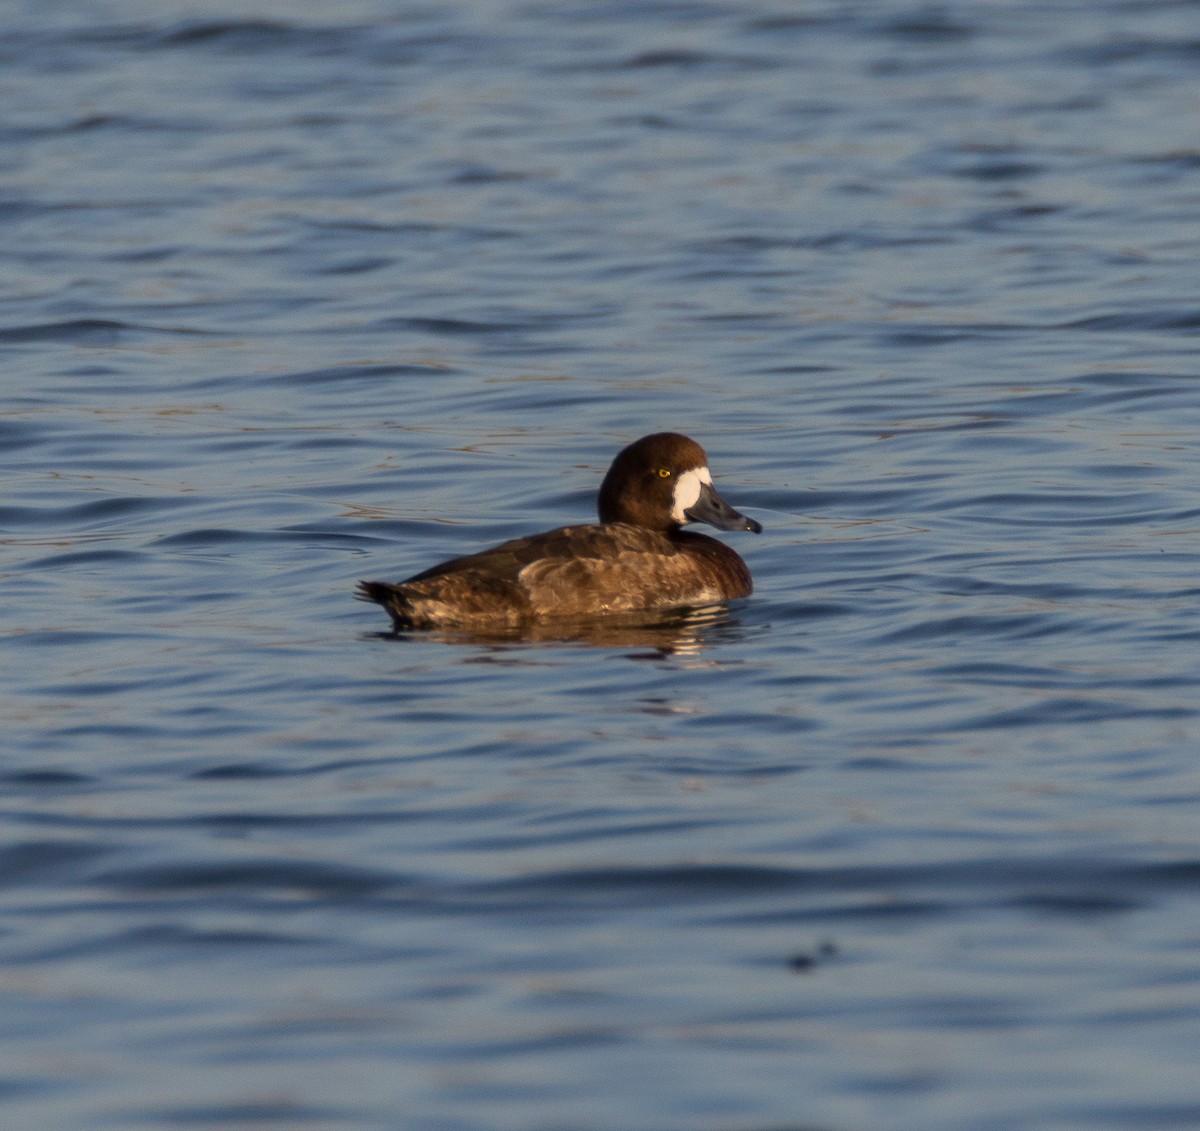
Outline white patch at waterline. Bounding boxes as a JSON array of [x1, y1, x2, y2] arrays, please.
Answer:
[[671, 466, 712, 523]]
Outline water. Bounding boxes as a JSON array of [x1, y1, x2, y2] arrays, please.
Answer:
[[4, 0, 1200, 1127]]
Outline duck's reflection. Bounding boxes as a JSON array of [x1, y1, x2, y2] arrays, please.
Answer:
[[368, 603, 744, 656]]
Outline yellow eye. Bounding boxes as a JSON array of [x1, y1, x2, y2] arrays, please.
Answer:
[[657, 467, 671, 478]]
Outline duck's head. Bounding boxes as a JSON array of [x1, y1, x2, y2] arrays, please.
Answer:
[[597, 432, 763, 535]]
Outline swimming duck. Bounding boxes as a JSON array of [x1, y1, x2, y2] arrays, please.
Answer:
[[357, 432, 761, 631]]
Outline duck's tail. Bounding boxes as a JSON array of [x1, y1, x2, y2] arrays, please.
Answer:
[[356, 580, 415, 631]]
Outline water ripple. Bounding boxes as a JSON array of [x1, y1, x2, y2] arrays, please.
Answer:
[[5, 1, 1200, 1128]]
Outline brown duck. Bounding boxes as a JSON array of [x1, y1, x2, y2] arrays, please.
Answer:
[[357, 432, 762, 631]]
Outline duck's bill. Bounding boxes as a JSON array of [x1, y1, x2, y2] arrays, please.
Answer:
[[685, 481, 763, 533]]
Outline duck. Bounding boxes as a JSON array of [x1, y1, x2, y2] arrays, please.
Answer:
[[357, 432, 762, 631]]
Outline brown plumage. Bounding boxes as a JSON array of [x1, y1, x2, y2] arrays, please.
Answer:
[[357, 432, 761, 631]]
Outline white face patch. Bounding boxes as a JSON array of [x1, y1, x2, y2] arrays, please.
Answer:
[[670, 466, 712, 523]]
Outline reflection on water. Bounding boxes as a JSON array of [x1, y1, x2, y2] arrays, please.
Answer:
[[365, 602, 742, 655]]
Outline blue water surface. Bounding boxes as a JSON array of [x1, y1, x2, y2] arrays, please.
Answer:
[[4, 1, 1200, 1128]]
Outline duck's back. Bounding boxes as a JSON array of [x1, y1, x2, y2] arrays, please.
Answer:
[[359, 523, 751, 629]]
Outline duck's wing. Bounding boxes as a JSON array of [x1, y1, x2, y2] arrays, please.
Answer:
[[516, 529, 740, 616], [359, 525, 635, 628], [401, 524, 607, 585]]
